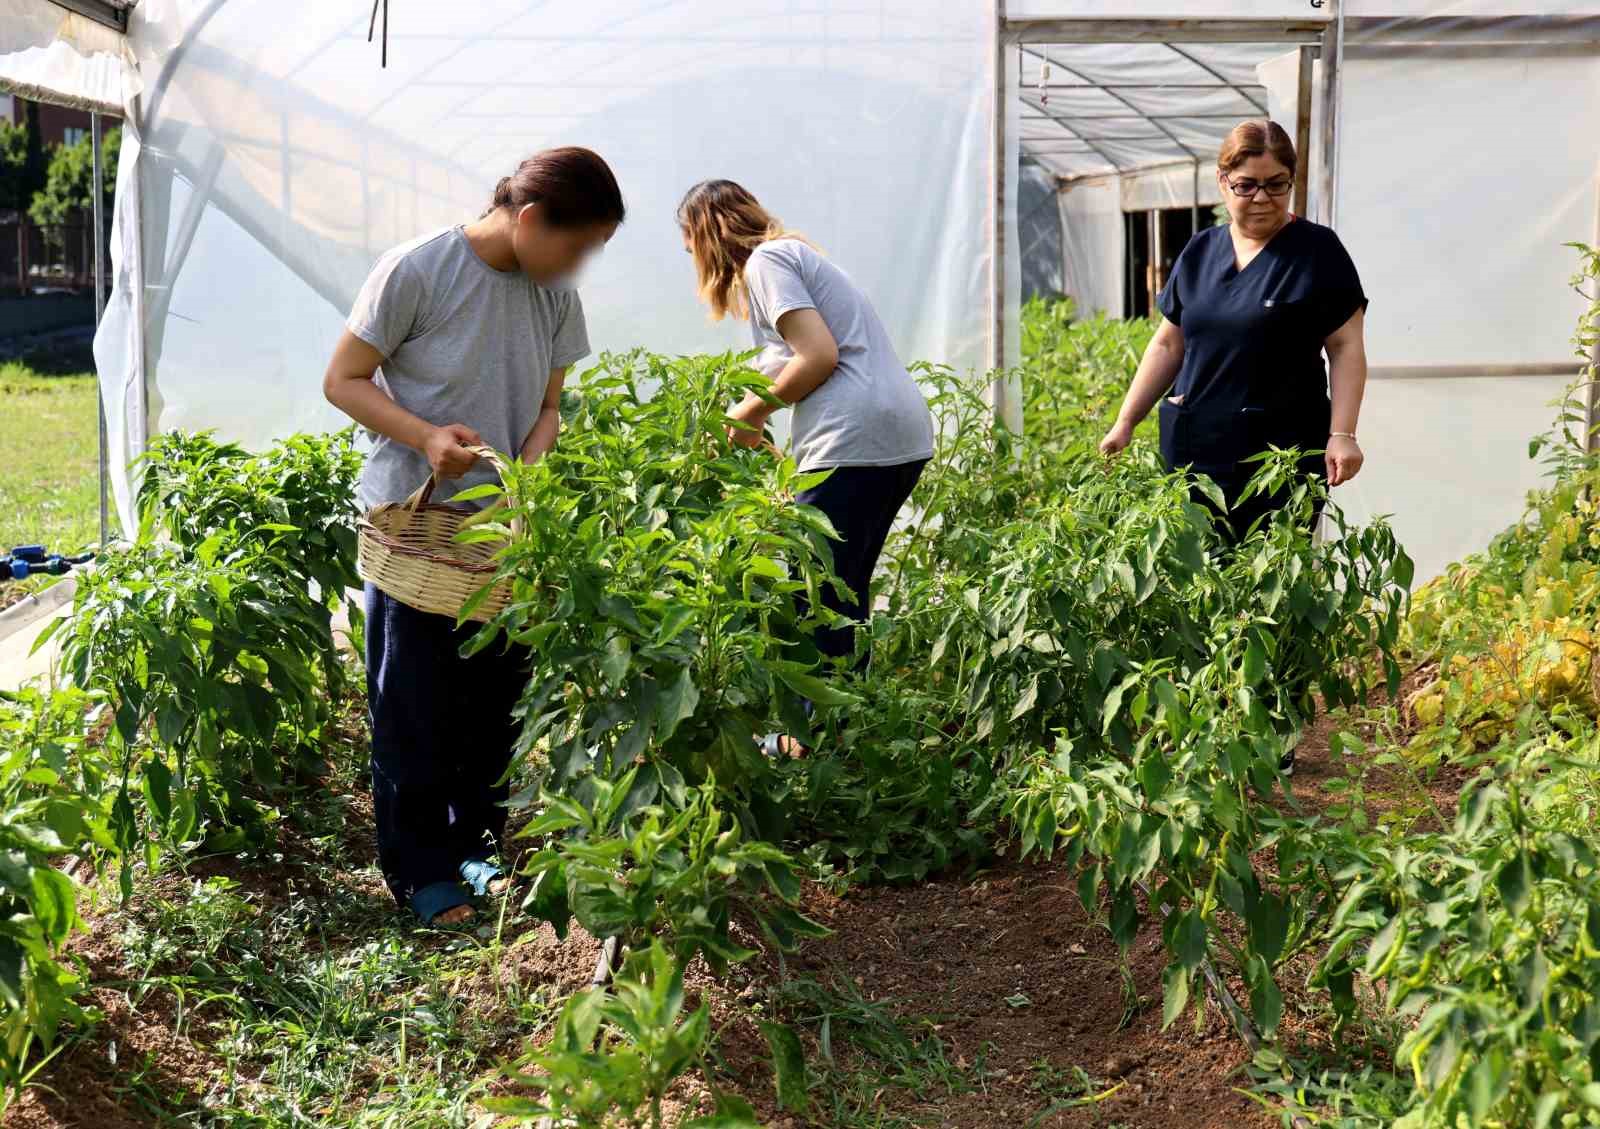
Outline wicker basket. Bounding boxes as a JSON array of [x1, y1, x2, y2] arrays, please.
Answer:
[[357, 445, 516, 623]]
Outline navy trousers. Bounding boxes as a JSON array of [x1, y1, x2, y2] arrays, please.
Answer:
[[363, 584, 530, 910], [795, 460, 927, 665], [1201, 453, 1327, 545]]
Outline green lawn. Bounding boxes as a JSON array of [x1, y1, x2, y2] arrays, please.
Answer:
[[0, 359, 101, 556]]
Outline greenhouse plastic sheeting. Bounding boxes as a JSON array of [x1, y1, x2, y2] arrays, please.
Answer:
[[91, 0, 1002, 532], [1257, 32, 1599, 581], [0, 0, 130, 114], [1058, 177, 1122, 317], [1018, 41, 1286, 179]]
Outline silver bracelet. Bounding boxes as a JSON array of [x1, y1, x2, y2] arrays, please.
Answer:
[[1330, 431, 1358, 441]]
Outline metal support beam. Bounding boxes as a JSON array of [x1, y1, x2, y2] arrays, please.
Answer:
[[1022, 112, 1274, 122], [1028, 134, 1204, 143], [1369, 362, 1582, 380], [1123, 212, 1133, 318], [1021, 47, 1203, 165], [1342, 14, 1600, 43], [1147, 210, 1161, 314], [46, 0, 127, 32], [1191, 159, 1200, 239], [1316, 1, 1343, 227], [1002, 18, 1327, 45], [990, 0, 1006, 389], [1016, 96, 1126, 186], [1022, 83, 1269, 92], [1292, 46, 1313, 217], [1162, 43, 1268, 114], [91, 111, 107, 547]]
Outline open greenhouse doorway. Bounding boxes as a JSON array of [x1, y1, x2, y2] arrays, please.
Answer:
[[1124, 206, 1202, 320]]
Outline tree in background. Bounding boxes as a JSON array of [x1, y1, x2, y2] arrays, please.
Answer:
[[0, 110, 48, 217], [28, 127, 119, 230]]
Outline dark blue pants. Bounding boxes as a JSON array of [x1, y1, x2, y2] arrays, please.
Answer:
[[1197, 453, 1327, 545], [795, 460, 927, 665], [364, 584, 530, 911]]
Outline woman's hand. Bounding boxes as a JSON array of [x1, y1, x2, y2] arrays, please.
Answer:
[[726, 395, 771, 449], [1100, 318, 1182, 459], [1099, 419, 1135, 457], [424, 423, 484, 477], [1326, 434, 1364, 486]]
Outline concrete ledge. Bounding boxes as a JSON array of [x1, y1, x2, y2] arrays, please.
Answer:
[[0, 575, 79, 646]]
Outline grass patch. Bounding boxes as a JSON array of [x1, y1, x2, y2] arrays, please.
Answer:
[[0, 359, 101, 556]]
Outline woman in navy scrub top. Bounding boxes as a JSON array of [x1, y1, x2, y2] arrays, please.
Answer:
[[1100, 120, 1369, 542]]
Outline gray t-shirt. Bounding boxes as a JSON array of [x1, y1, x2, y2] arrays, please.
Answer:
[[346, 226, 590, 509], [743, 239, 934, 472]]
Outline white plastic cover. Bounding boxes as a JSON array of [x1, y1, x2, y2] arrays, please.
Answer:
[[83, 0, 999, 532], [1058, 176, 1123, 317], [0, 0, 132, 113], [1019, 41, 1289, 180], [1257, 29, 1599, 581]]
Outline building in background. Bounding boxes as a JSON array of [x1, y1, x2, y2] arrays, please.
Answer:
[[0, 90, 116, 148]]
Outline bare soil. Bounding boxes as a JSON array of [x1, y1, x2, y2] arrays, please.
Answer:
[[8, 684, 1440, 1129]]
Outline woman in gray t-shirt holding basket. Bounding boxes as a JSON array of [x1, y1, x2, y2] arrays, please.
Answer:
[[323, 148, 625, 927], [677, 180, 934, 757]]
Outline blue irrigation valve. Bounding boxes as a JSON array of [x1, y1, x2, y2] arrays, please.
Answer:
[[3, 549, 95, 582]]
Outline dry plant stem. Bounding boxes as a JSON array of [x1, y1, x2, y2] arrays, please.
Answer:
[[1136, 878, 1314, 1129]]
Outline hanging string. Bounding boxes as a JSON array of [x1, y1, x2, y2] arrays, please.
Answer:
[[367, 0, 389, 68], [1038, 60, 1050, 106]]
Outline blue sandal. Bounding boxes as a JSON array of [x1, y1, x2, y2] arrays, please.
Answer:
[[410, 880, 474, 926], [459, 858, 505, 898], [758, 733, 811, 759]]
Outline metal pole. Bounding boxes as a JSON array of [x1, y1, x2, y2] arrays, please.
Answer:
[[91, 111, 107, 547], [1317, 0, 1345, 227], [1293, 45, 1313, 217], [1148, 210, 1159, 314], [1191, 158, 1200, 241], [1124, 212, 1134, 319], [989, 1, 1007, 400]]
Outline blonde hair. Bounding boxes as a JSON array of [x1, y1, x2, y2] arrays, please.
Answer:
[[676, 179, 809, 321]]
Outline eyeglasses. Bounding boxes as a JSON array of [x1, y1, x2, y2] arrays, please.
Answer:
[[1223, 174, 1293, 198]]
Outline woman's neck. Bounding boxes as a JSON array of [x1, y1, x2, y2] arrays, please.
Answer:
[[1233, 214, 1289, 245], [461, 213, 520, 273]]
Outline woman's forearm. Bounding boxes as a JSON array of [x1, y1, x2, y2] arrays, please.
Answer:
[[327, 375, 437, 452], [520, 406, 560, 462], [1327, 342, 1367, 435], [738, 352, 834, 422], [769, 352, 834, 406], [1115, 335, 1183, 427]]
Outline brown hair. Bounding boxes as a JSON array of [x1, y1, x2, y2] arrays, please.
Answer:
[[1217, 119, 1297, 175], [676, 179, 808, 321], [485, 146, 626, 226]]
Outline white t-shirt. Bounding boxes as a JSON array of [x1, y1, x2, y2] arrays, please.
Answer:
[[742, 238, 934, 472]]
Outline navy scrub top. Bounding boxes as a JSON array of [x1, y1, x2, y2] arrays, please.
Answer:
[[1156, 217, 1367, 485]]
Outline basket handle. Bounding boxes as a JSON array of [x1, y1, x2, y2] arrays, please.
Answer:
[[403, 443, 512, 512], [401, 443, 524, 537]]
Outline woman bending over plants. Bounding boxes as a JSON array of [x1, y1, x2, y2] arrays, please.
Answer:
[[677, 180, 934, 756], [323, 147, 625, 926]]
